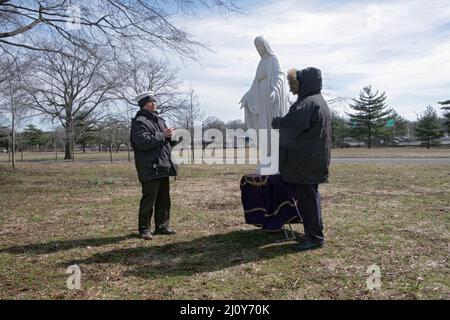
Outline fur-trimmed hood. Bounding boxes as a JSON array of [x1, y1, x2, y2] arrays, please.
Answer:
[[287, 67, 323, 101], [287, 68, 299, 95]]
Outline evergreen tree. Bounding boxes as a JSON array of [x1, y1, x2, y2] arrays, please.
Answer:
[[438, 99, 450, 130], [331, 111, 348, 148], [415, 106, 443, 149], [22, 124, 47, 151], [347, 86, 392, 148], [347, 118, 365, 146], [380, 110, 408, 144], [0, 126, 8, 151]]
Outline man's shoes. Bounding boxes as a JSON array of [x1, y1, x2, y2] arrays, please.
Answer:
[[293, 239, 324, 251], [154, 227, 176, 235], [139, 230, 153, 240]]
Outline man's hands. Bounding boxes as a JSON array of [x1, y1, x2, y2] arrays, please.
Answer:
[[163, 128, 175, 138]]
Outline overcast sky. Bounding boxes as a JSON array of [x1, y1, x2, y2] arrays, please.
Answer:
[[173, 0, 450, 122]]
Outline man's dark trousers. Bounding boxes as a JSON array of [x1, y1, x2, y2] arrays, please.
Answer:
[[139, 177, 171, 233], [294, 184, 324, 243]]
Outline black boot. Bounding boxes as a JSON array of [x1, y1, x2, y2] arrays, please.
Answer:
[[292, 239, 324, 251]]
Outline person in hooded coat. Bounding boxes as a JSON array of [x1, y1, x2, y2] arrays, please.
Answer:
[[272, 67, 331, 251]]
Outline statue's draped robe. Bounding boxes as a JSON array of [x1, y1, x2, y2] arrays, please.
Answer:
[[242, 37, 288, 131]]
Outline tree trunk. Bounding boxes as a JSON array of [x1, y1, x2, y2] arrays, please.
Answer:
[[64, 138, 72, 160], [127, 144, 131, 162], [109, 142, 113, 163], [7, 142, 11, 163], [191, 133, 195, 164], [64, 124, 75, 162], [64, 123, 75, 160], [55, 133, 58, 163], [9, 81, 16, 168], [222, 128, 227, 165], [11, 130, 15, 168]]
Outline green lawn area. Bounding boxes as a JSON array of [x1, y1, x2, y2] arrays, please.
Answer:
[[0, 159, 449, 299]]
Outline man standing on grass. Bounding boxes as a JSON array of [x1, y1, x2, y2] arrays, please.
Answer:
[[130, 91, 180, 240], [272, 67, 331, 251]]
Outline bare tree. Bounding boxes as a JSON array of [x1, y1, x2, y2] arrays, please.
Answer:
[[24, 44, 120, 159], [114, 55, 183, 117], [0, 51, 15, 84], [204, 116, 226, 131], [173, 86, 205, 163], [111, 54, 189, 162], [225, 119, 246, 130], [174, 87, 205, 128], [0, 0, 242, 57], [110, 109, 136, 162], [0, 54, 31, 167]]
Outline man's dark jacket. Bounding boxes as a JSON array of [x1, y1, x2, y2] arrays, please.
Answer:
[[130, 109, 178, 183], [273, 67, 331, 185]]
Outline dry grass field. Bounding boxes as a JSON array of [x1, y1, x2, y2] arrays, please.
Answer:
[[0, 148, 449, 299]]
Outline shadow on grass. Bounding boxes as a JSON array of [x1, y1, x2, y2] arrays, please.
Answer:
[[61, 229, 302, 278], [0, 234, 137, 255]]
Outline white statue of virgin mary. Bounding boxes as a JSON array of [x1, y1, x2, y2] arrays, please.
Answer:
[[240, 36, 288, 130]]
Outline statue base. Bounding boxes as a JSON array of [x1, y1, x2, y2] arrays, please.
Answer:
[[256, 163, 279, 176]]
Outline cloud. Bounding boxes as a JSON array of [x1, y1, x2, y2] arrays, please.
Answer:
[[173, 0, 450, 121]]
